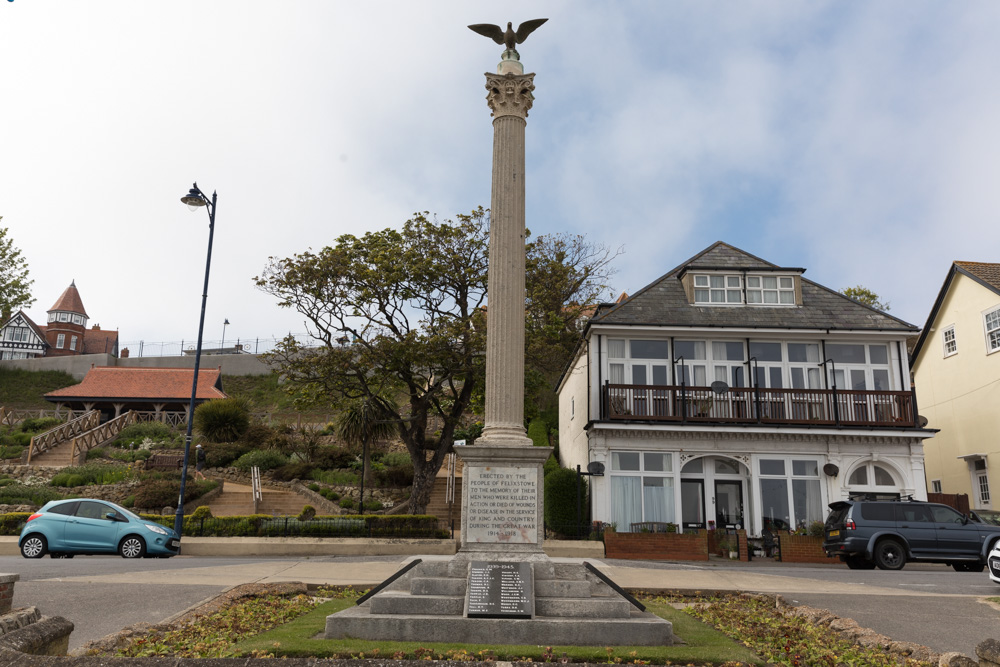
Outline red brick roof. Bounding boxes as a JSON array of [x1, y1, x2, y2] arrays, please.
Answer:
[[48, 281, 88, 318], [45, 366, 226, 401], [955, 262, 1000, 291], [81, 329, 119, 355]]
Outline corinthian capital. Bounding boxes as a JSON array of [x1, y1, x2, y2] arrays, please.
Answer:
[[485, 72, 535, 119]]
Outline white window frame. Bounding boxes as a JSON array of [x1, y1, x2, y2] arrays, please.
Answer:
[[57, 312, 69, 322], [746, 275, 795, 305], [56, 333, 65, 349], [70, 336, 78, 351], [609, 451, 677, 530], [984, 307, 1000, 354], [693, 274, 743, 305], [942, 325, 957, 357], [931, 479, 942, 494], [846, 461, 900, 491], [756, 456, 824, 533]]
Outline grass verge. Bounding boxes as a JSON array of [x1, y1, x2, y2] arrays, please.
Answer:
[[235, 597, 761, 664]]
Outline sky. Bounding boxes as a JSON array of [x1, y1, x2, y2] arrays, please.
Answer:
[[2, 1, 999, 356]]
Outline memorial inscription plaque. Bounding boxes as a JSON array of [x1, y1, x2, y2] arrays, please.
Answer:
[[465, 465, 538, 543], [465, 561, 534, 619]]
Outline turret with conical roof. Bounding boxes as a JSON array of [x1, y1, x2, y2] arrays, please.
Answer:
[[44, 280, 89, 356]]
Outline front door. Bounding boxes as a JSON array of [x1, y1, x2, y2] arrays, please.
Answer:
[[715, 480, 744, 529], [681, 480, 705, 529]]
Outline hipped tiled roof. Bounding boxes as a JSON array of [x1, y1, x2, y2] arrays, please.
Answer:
[[45, 366, 225, 401], [591, 242, 916, 331], [48, 281, 88, 318]]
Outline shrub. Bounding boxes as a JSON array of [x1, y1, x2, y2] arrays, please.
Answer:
[[194, 398, 251, 443], [338, 497, 356, 510], [361, 499, 383, 512], [527, 418, 549, 447], [380, 451, 411, 467], [191, 505, 213, 520], [544, 467, 585, 535], [271, 462, 314, 482], [134, 479, 217, 510], [237, 421, 274, 449], [0, 484, 66, 507], [18, 417, 64, 433], [308, 483, 320, 492], [106, 448, 153, 463], [312, 469, 360, 486], [49, 463, 131, 487], [50, 473, 87, 488], [374, 463, 414, 488], [298, 505, 316, 521], [0, 445, 24, 460], [204, 441, 254, 468], [312, 447, 357, 470], [113, 422, 174, 446], [233, 449, 288, 472], [543, 453, 560, 477], [122, 496, 135, 508]]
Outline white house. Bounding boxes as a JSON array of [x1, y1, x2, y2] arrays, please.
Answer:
[[557, 242, 934, 535]]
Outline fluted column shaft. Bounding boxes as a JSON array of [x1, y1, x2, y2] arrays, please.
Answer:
[[480, 71, 535, 447]]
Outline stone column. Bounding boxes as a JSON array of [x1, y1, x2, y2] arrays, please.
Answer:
[[479, 54, 535, 449], [457, 52, 550, 557]]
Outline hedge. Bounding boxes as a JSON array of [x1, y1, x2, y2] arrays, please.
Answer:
[[0, 512, 448, 539]]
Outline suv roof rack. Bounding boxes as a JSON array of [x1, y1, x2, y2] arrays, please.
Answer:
[[847, 492, 906, 502]]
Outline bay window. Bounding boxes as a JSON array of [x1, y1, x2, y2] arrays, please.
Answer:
[[610, 451, 675, 531], [758, 457, 823, 532]]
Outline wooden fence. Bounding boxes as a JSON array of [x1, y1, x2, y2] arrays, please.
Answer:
[[26, 411, 100, 463], [69, 411, 139, 466]]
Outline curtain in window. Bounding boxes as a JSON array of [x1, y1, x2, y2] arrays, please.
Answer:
[[611, 476, 642, 532], [792, 479, 822, 527], [760, 478, 789, 530], [642, 478, 674, 523]]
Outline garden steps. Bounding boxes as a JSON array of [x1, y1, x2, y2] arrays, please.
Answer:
[[203, 481, 311, 517], [425, 474, 462, 529], [29, 445, 76, 468]]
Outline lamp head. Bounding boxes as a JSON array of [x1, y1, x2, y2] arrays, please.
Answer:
[[180, 187, 207, 211]]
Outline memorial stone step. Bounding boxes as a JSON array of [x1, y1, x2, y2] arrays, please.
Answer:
[[369, 592, 464, 616], [535, 597, 633, 619], [411, 577, 467, 597], [534, 579, 592, 598]]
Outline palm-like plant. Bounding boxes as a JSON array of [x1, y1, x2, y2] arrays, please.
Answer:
[[335, 393, 398, 511]]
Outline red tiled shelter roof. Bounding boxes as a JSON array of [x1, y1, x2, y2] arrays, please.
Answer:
[[48, 281, 88, 318], [45, 366, 226, 402]]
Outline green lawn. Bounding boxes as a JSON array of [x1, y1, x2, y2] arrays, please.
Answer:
[[235, 598, 762, 664], [0, 367, 77, 409]]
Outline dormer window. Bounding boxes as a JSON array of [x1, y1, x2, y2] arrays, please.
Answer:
[[747, 276, 795, 304], [693, 275, 742, 304]]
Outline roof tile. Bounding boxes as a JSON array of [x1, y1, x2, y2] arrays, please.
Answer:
[[44, 366, 226, 401]]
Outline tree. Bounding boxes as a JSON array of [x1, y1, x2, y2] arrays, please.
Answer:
[[256, 210, 489, 514], [0, 220, 35, 321], [335, 393, 398, 489], [841, 285, 890, 312], [255, 208, 619, 514], [524, 232, 620, 420]]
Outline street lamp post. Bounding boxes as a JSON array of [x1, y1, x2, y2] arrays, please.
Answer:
[[175, 182, 218, 538], [222, 318, 230, 352]]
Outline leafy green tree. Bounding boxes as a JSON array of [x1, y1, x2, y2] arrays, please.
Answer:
[[525, 232, 619, 420], [0, 221, 35, 321], [841, 285, 890, 312], [256, 210, 488, 513], [255, 209, 618, 513]]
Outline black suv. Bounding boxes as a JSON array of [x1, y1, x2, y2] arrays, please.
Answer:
[[823, 498, 1000, 571]]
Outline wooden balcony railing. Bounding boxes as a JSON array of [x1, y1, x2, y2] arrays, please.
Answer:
[[603, 383, 916, 428]]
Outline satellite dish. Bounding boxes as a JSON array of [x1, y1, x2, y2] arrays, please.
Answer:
[[917, 415, 929, 428], [710, 380, 730, 395], [587, 461, 605, 476], [823, 463, 839, 478]]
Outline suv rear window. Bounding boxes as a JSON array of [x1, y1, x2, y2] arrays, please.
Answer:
[[860, 503, 896, 522]]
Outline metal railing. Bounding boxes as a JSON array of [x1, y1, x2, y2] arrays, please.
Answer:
[[118, 333, 317, 358], [26, 410, 100, 463], [603, 383, 917, 428]]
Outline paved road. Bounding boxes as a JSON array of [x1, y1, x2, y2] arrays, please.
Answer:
[[4, 555, 1000, 657]]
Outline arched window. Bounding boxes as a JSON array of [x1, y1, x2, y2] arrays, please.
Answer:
[[847, 462, 897, 487]]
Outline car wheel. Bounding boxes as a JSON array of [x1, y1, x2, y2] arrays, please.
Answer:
[[845, 555, 876, 570], [20, 535, 47, 559], [119, 536, 146, 559], [874, 539, 906, 570]]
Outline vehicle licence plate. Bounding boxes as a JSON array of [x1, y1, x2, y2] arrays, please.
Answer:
[[827, 530, 840, 537], [170, 539, 181, 548]]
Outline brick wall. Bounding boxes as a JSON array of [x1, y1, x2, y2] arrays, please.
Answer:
[[604, 531, 708, 561], [777, 534, 834, 564]]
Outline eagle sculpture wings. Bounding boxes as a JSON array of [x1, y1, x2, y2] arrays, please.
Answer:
[[468, 19, 548, 52]]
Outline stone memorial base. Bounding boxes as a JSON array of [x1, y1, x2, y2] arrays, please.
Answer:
[[323, 555, 675, 646]]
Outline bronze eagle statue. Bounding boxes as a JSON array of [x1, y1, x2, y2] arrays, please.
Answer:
[[468, 19, 548, 52]]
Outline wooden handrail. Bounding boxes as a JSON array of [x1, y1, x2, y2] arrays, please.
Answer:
[[27, 411, 100, 463], [68, 411, 139, 466]]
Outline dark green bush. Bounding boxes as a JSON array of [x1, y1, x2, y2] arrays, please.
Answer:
[[18, 417, 64, 433], [271, 462, 314, 481], [233, 449, 288, 472], [544, 467, 586, 535], [339, 496, 356, 510], [237, 421, 274, 449], [133, 479, 217, 510], [106, 448, 152, 463], [194, 398, 251, 443], [312, 447, 357, 470], [307, 483, 320, 492], [527, 418, 549, 448], [361, 499, 383, 511], [0, 485, 66, 507], [0, 445, 24, 460], [204, 441, 254, 468], [50, 473, 87, 488], [298, 505, 316, 521], [374, 463, 414, 487], [543, 453, 560, 477], [0, 512, 32, 535], [49, 463, 130, 487], [0, 478, 15, 487], [134, 513, 447, 539], [113, 422, 175, 446]]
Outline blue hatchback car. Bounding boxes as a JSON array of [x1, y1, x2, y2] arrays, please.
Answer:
[[19, 499, 180, 559]]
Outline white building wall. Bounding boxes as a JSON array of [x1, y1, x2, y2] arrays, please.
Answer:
[[558, 342, 591, 471]]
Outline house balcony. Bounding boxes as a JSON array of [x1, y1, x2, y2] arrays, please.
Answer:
[[602, 383, 917, 428]]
